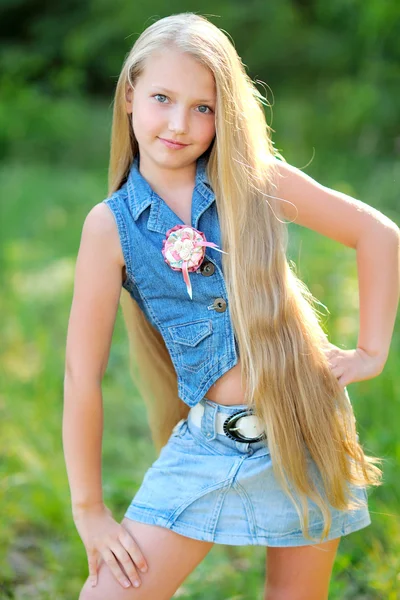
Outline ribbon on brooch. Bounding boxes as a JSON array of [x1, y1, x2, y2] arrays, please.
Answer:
[[161, 224, 228, 299]]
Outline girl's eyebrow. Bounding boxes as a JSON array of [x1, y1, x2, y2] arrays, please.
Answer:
[[150, 85, 215, 104]]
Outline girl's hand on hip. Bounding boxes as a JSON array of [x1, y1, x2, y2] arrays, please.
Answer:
[[73, 503, 148, 590], [322, 342, 385, 388]]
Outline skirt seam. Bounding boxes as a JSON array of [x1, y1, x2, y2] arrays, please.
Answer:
[[124, 506, 371, 546]]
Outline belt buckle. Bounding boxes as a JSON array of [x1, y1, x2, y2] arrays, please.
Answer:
[[223, 409, 266, 443]]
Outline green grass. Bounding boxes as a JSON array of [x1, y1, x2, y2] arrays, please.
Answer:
[[1, 122, 399, 598]]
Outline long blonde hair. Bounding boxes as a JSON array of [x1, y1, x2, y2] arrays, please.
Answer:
[[107, 12, 382, 542]]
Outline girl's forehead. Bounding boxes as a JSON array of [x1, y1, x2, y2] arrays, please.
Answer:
[[139, 49, 215, 90], [144, 47, 194, 68]]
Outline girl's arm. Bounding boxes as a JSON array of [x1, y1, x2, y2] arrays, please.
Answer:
[[273, 159, 400, 371], [63, 204, 149, 590], [63, 202, 125, 515]]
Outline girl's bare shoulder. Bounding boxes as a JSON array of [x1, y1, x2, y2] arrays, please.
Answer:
[[81, 202, 125, 270], [65, 203, 127, 379], [268, 157, 397, 248]]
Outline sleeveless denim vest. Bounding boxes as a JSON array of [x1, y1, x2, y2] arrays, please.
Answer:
[[104, 153, 239, 407]]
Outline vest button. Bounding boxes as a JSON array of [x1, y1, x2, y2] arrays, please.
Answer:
[[213, 297, 227, 312], [200, 260, 215, 276]]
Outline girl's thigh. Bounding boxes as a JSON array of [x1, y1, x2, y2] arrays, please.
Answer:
[[79, 517, 214, 600], [264, 537, 341, 600]]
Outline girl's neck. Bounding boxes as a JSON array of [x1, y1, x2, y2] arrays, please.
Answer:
[[137, 152, 197, 198]]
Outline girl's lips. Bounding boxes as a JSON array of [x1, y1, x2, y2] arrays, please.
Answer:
[[158, 137, 189, 149]]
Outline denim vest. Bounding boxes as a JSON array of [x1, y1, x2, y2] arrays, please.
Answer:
[[104, 153, 239, 407]]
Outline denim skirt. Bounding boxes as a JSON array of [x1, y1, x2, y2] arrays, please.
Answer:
[[124, 397, 371, 546]]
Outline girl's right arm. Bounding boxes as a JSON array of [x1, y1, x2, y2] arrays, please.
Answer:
[[63, 203, 148, 590]]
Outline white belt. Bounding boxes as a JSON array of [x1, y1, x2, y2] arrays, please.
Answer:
[[188, 402, 265, 440]]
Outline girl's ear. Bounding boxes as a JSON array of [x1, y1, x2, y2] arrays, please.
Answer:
[[125, 83, 134, 114]]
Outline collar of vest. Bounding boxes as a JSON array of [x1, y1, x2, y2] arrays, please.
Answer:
[[125, 152, 215, 234]]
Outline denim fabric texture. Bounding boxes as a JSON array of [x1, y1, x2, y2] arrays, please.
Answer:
[[104, 153, 238, 407], [124, 397, 371, 546]]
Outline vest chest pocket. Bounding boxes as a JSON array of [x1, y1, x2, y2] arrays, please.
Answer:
[[167, 319, 213, 373]]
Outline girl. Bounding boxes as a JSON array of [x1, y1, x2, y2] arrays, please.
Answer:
[[63, 12, 400, 600]]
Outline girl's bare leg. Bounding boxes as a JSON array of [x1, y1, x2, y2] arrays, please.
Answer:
[[79, 517, 214, 600], [264, 537, 341, 600]]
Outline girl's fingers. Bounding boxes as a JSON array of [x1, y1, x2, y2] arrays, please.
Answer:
[[325, 343, 339, 354], [87, 551, 98, 587], [101, 547, 133, 589], [119, 529, 148, 573], [109, 542, 142, 588], [330, 364, 345, 379]]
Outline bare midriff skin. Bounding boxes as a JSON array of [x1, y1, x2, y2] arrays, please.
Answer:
[[203, 362, 247, 406]]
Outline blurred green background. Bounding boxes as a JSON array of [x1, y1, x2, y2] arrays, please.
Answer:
[[1, 1, 399, 598]]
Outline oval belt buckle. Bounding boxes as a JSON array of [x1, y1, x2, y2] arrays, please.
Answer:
[[223, 409, 266, 443]]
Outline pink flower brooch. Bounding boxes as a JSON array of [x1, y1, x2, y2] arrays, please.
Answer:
[[161, 224, 228, 299]]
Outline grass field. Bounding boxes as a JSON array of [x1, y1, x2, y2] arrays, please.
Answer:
[[1, 101, 399, 598]]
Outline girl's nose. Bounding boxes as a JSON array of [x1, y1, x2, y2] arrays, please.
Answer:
[[168, 108, 189, 135]]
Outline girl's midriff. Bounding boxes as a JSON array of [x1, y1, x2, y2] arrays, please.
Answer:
[[204, 360, 248, 406]]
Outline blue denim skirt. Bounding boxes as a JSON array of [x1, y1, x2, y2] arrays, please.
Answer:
[[124, 397, 371, 546]]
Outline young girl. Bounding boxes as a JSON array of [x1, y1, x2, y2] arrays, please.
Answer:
[[63, 12, 400, 600]]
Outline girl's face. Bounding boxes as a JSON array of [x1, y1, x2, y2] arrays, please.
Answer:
[[126, 48, 216, 169]]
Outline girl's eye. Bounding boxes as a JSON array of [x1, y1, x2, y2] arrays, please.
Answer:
[[152, 94, 213, 114], [153, 94, 168, 103], [197, 105, 213, 114]]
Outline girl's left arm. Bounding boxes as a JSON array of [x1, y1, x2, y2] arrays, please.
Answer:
[[272, 159, 400, 386]]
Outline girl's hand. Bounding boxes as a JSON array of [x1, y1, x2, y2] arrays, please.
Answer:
[[73, 503, 148, 589], [321, 342, 385, 389]]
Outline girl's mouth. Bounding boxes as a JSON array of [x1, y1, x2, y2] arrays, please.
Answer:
[[158, 137, 189, 149]]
